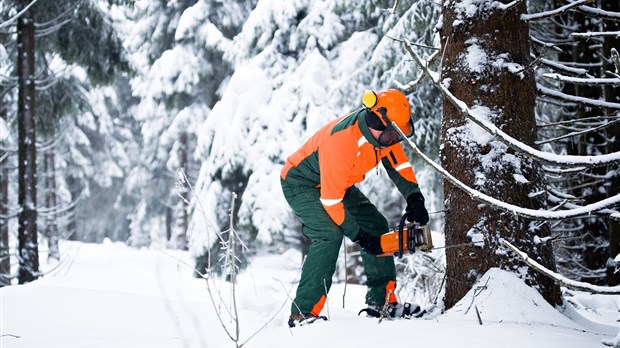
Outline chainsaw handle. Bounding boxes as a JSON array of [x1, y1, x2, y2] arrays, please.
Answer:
[[397, 214, 408, 258]]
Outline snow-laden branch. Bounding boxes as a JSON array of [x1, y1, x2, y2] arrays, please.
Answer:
[[543, 73, 620, 86], [401, 38, 620, 167], [538, 84, 620, 110], [577, 6, 620, 21], [521, 0, 594, 22], [393, 121, 620, 219], [530, 36, 563, 53], [503, 240, 620, 294], [571, 31, 620, 39], [493, 0, 523, 11], [537, 56, 593, 77], [0, 0, 38, 29]]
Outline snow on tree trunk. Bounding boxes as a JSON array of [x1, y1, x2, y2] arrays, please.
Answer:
[[602, 0, 620, 286], [44, 151, 59, 261], [17, 1, 39, 284], [439, 0, 561, 308]]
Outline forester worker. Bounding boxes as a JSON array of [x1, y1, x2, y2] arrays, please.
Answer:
[[280, 89, 429, 327]]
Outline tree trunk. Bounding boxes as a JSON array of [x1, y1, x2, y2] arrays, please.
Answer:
[[440, 1, 562, 308], [602, 0, 620, 286], [44, 151, 59, 261], [17, 0, 39, 284], [0, 101, 10, 287]]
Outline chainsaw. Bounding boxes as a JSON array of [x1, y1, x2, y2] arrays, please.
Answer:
[[379, 215, 434, 258]]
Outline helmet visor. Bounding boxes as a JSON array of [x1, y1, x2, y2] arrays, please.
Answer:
[[377, 122, 413, 147], [375, 109, 414, 147]]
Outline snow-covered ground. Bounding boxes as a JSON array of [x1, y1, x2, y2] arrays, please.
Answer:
[[1, 240, 618, 348]]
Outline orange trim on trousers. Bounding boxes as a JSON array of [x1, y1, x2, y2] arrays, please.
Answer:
[[310, 295, 327, 316]]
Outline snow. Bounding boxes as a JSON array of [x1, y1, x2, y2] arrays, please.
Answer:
[[464, 38, 487, 74], [1, 241, 618, 348]]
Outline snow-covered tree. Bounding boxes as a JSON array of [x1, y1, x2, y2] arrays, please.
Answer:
[[1, 0, 133, 284], [125, 0, 255, 249]]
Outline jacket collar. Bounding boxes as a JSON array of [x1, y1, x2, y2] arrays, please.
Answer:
[[357, 109, 382, 148]]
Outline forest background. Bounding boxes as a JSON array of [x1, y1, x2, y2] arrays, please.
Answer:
[[1, 0, 619, 315]]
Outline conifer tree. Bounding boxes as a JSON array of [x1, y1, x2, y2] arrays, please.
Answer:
[[439, 0, 561, 308]]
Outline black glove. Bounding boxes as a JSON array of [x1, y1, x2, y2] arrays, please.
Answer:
[[405, 192, 429, 225], [353, 230, 383, 255]]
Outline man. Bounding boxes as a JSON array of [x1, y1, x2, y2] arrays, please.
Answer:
[[280, 89, 429, 327]]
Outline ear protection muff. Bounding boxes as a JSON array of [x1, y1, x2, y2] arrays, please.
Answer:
[[362, 90, 378, 109]]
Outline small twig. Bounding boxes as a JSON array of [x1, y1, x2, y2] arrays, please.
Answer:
[[465, 277, 490, 315], [389, 0, 399, 14], [342, 237, 347, 309], [612, 48, 620, 74], [386, 35, 440, 50], [378, 289, 394, 323], [0, 334, 21, 338], [474, 305, 483, 325]]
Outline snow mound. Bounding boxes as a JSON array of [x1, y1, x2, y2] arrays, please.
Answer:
[[446, 268, 593, 331]]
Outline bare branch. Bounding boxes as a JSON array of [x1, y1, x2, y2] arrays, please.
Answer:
[[537, 114, 620, 128], [535, 117, 620, 145]]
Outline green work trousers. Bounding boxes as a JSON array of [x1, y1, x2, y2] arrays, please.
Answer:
[[281, 181, 397, 315]]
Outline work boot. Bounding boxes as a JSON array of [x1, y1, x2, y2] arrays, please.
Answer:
[[288, 312, 328, 328], [358, 302, 421, 319]]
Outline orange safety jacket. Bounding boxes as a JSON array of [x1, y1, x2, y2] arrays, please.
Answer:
[[281, 109, 421, 239]]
